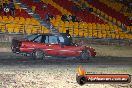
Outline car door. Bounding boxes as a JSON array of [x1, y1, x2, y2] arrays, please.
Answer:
[[58, 45, 81, 57], [44, 35, 60, 56], [20, 34, 43, 52], [57, 36, 81, 57], [28, 35, 46, 50]]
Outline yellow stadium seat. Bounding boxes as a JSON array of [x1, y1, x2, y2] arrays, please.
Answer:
[[113, 18, 116, 23], [74, 29, 79, 36], [92, 23, 96, 30], [64, 21, 69, 28], [101, 24, 106, 30], [19, 17, 25, 24], [32, 6, 36, 12], [26, 18, 31, 21], [117, 20, 121, 26], [78, 23, 84, 30], [59, 21, 64, 27], [14, 27, 20, 33], [74, 22, 79, 28], [79, 31, 84, 37], [2, 16, 9, 23], [9, 16, 14, 21], [101, 11, 105, 16], [0, 16, 2, 20], [50, 18, 55, 24], [127, 26, 131, 31], [113, 25, 118, 30], [14, 17, 20, 23], [104, 14, 108, 19], [31, 28, 37, 34], [98, 33, 102, 38], [58, 27, 64, 33], [6, 24, 15, 33], [115, 34, 120, 39], [54, 21, 59, 28], [108, 16, 112, 21], [69, 21, 74, 27], [93, 7, 97, 12], [63, 28, 67, 33], [0, 22, 6, 32], [120, 34, 125, 39], [25, 28, 32, 34], [3, 16, 8, 20], [87, 24, 92, 30], [84, 33, 88, 37], [130, 26, 132, 32], [97, 24, 101, 30], [97, 9, 101, 14], [111, 33, 115, 39]]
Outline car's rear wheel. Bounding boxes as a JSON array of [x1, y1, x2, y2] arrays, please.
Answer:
[[79, 50, 90, 60], [32, 49, 45, 60]]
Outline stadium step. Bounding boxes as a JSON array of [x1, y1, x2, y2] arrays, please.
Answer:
[[15, 0, 59, 34]]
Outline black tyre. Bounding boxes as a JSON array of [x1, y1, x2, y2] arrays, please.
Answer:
[[76, 75, 87, 85], [32, 49, 45, 60], [80, 50, 90, 60]]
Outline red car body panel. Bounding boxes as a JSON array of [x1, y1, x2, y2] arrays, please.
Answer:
[[19, 41, 96, 57]]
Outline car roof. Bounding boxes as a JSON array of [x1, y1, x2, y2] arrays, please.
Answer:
[[33, 33, 70, 36]]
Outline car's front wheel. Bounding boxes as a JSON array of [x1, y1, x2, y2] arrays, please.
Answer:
[[79, 50, 90, 60], [32, 49, 45, 60]]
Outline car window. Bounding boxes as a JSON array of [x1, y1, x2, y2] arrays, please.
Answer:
[[49, 36, 58, 44], [60, 35, 72, 46], [26, 34, 39, 41], [59, 36, 64, 43], [45, 36, 49, 43], [33, 36, 42, 43]]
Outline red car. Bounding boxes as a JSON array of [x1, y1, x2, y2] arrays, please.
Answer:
[[11, 33, 96, 60]]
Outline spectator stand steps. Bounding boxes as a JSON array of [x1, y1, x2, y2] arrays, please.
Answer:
[[15, 0, 59, 34]]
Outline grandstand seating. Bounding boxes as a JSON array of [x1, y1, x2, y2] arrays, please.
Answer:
[[50, 16, 132, 39], [0, 0, 132, 40], [46, 0, 131, 39], [0, 0, 49, 34], [0, 16, 49, 34], [41, 0, 72, 15], [21, 0, 62, 19], [99, 0, 132, 17], [52, 0, 105, 24], [84, 0, 131, 26]]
